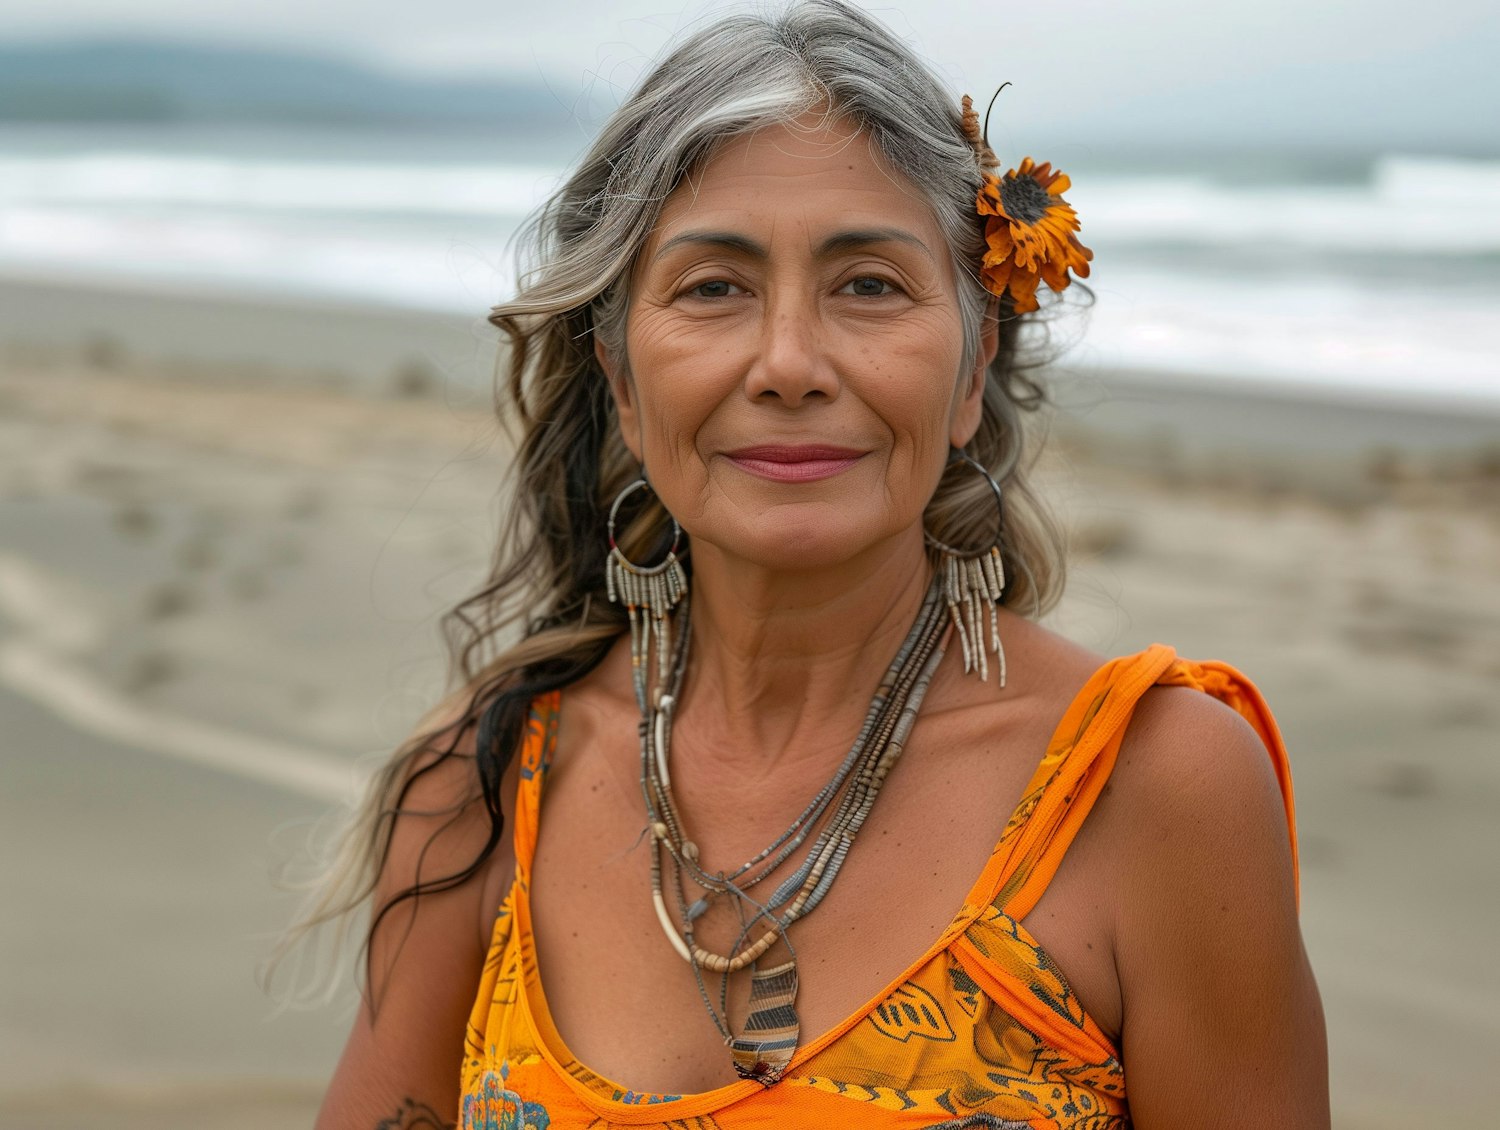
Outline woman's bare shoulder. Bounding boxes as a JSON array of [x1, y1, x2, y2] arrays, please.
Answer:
[[1108, 680, 1291, 868], [1085, 668, 1295, 932], [1094, 679, 1327, 1124], [551, 634, 643, 762], [989, 609, 1111, 708], [314, 687, 520, 1130], [396, 687, 522, 942], [1001, 615, 1281, 805]]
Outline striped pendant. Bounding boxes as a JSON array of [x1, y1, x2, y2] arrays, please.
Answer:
[[729, 959, 799, 1087]]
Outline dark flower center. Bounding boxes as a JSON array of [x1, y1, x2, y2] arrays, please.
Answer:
[[999, 175, 1051, 224]]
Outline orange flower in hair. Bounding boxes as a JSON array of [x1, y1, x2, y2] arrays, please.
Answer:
[[960, 94, 1092, 314], [975, 159, 1092, 313]]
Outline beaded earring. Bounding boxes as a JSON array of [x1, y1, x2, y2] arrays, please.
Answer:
[[605, 477, 688, 710], [924, 449, 1008, 687]]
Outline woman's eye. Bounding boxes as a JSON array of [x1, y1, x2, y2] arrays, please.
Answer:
[[689, 279, 736, 298], [843, 276, 895, 297]]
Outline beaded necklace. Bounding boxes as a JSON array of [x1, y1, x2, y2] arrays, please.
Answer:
[[640, 575, 952, 1085]]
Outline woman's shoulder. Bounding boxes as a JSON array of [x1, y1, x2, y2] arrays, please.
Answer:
[[1031, 617, 1291, 856], [997, 614, 1296, 905], [313, 686, 522, 1129], [989, 609, 1112, 708], [375, 684, 523, 950], [1092, 661, 1320, 1120], [1103, 643, 1293, 859], [1074, 638, 1299, 962], [1002, 613, 1283, 771], [1114, 677, 1286, 828]]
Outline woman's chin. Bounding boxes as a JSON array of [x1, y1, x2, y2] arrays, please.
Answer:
[[691, 510, 912, 576]]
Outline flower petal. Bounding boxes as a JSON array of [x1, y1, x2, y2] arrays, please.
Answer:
[[974, 154, 1090, 306], [1007, 270, 1042, 312]]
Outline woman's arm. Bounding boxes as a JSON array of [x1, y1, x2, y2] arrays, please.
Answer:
[[315, 707, 517, 1130], [1111, 686, 1329, 1128]]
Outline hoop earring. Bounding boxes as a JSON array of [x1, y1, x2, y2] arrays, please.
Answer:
[[924, 450, 1007, 687], [606, 478, 688, 709]]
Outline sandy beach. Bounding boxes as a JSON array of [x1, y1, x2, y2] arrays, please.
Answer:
[[1, 276, 1497, 1128]]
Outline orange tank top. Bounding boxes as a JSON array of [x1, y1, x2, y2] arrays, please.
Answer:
[[459, 644, 1298, 1129]]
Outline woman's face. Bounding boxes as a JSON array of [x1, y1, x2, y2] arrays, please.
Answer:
[[602, 115, 989, 573]]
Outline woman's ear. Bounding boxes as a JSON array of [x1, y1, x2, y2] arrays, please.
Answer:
[[595, 337, 643, 462], [949, 298, 1000, 448]]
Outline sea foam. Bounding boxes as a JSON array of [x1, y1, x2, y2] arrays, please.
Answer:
[[1, 138, 1496, 406]]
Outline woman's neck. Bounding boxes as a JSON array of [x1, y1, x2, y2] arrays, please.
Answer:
[[672, 531, 935, 771]]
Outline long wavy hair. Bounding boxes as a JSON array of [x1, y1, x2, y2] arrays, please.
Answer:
[[270, 0, 1071, 1004]]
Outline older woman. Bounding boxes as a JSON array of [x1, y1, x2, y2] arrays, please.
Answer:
[[309, 2, 1327, 1127]]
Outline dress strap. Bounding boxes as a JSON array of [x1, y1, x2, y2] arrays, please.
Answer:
[[975, 645, 1297, 921], [510, 691, 562, 878]]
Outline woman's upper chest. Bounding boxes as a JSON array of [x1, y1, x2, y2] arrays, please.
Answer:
[[521, 689, 1124, 1096]]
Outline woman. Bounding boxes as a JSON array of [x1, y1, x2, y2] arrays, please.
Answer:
[[305, 2, 1328, 1126]]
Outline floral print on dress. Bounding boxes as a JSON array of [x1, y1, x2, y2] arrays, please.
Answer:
[[462, 1063, 551, 1130], [457, 656, 1297, 1129]]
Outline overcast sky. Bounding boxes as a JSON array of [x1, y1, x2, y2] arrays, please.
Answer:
[[3, 0, 1497, 153]]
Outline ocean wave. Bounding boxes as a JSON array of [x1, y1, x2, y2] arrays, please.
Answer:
[[0, 151, 561, 217], [1373, 155, 1500, 205], [5, 149, 1500, 257], [0, 204, 513, 311], [1078, 268, 1500, 404], [2, 145, 1497, 401], [1073, 154, 1500, 255]]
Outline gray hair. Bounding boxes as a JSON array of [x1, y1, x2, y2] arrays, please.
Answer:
[[267, 0, 1066, 1008], [497, 0, 1064, 614], [513, 0, 990, 377]]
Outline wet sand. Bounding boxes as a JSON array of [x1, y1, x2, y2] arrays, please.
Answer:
[[1, 278, 1497, 1128]]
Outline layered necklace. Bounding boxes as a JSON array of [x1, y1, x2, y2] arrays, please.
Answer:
[[639, 574, 952, 1085]]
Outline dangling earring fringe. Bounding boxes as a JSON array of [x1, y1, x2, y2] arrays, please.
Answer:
[[926, 450, 1008, 688], [605, 477, 687, 710], [938, 545, 1006, 685]]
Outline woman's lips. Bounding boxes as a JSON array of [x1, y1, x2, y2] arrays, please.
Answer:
[[723, 445, 866, 483]]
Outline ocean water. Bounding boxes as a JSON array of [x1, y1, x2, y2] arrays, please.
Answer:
[[1, 124, 1497, 409]]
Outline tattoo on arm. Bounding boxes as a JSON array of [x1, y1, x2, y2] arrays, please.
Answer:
[[374, 1097, 448, 1129]]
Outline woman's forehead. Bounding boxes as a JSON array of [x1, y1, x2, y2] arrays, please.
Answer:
[[645, 117, 941, 252]]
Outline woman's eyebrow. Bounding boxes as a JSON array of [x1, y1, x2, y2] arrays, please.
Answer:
[[815, 227, 933, 260], [652, 231, 765, 262], [652, 227, 933, 263]]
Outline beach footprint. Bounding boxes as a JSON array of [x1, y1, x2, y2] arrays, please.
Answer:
[[120, 648, 177, 694], [112, 500, 157, 540], [1373, 761, 1437, 801], [175, 534, 221, 572], [141, 580, 197, 620]]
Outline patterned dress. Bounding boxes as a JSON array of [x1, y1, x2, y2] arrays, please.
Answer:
[[459, 644, 1299, 1129]]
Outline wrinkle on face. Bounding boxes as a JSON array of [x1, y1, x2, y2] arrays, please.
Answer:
[[606, 113, 980, 575]]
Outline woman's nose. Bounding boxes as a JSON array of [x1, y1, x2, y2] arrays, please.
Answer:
[[742, 294, 841, 406]]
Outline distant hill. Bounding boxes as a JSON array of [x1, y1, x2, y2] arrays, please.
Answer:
[[0, 39, 577, 130]]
